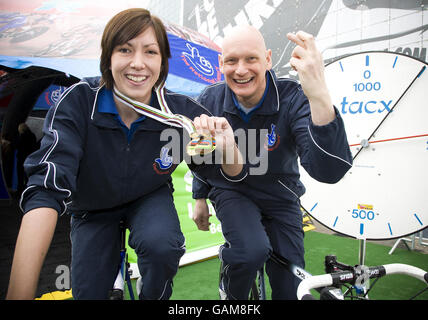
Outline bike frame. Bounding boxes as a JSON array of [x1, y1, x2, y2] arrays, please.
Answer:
[[109, 221, 135, 300]]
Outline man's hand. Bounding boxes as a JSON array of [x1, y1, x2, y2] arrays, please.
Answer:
[[193, 114, 243, 177], [193, 114, 235, 158], [287, 31, 335, 125], [192, 199, 211, 231]]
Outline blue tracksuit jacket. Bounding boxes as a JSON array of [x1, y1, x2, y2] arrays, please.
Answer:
[[192, 70, 353, 204], [20, 77, 211, 215]]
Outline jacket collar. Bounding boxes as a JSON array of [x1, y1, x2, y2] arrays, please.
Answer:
[[91, 87, 166, 131], [223, 69, 280, 116]]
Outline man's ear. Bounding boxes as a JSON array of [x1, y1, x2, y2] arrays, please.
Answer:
[[218, 54, 224, 74], [266, 49, 272, 70]]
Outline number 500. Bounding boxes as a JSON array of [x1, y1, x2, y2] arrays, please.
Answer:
[[352, 209, 375, 220]]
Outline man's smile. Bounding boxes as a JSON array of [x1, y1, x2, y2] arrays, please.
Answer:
[[233, 77, 254, 84]]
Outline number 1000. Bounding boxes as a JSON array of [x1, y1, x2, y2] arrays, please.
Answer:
[[353, 82, 381, 92]]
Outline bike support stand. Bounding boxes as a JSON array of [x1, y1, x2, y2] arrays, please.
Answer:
[[389, 231, 428, 255], [358, 239, 366, 265], [356, 238, 371, 298]]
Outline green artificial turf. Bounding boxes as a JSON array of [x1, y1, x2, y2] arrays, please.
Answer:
[[123, 231, 427, 300]]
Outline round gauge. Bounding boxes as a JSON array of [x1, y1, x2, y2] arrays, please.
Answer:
[[299, 51, 428, 240]]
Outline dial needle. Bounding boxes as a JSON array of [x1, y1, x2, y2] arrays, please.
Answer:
[[350, 133, 428, 147], [352, 65, 426, 160]]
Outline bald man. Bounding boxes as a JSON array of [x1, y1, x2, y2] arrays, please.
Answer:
[[192, 26, 352, 299]]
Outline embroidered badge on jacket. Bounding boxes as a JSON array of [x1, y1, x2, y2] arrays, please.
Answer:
[[265, 123, 280, 151], [153, 147, 176, 174]]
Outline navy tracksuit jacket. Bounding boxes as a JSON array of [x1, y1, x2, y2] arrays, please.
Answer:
[[20, 77, 211, 299], [192, 70, 353, 299]]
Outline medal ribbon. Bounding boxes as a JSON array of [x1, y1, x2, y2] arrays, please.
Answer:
[[113, 83, 215, 156], [112, 83, 195, 134]]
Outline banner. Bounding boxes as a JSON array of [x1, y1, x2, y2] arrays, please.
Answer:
[[168, 33, 222, 86], [182, 0, 427, 77]]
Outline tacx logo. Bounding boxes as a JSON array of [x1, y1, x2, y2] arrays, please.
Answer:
[[180, 42, 221, 84], [340, 97, 392, 114], [264, 124, 280, 151], [153, 147, 176, 174]]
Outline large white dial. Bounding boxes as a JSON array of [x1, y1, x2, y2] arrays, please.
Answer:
[[300, 51, 428, 240]]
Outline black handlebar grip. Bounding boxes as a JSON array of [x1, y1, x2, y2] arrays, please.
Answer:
[[301, 294, 316, 300], [108, 289, 124, 300]]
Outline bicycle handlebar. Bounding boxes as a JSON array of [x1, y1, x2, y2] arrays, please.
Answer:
[[297, 263, 428, 300]]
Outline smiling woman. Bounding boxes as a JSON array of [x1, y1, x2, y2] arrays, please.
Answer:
[[6, 8, 221, 301], [99, 8, 170, 91], [110, 28, 163, 126], [111, 30, 161, 102]]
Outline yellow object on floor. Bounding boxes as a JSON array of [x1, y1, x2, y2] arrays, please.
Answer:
[[303, 213, 316, 232], [35, 289, 73, 300]]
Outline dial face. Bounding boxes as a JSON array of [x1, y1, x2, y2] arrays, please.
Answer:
[[299, 51, 428, 240]]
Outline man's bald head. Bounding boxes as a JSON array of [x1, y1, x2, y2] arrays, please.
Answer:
[[219, 25, 272, 108], [221, 25, 267, 54]]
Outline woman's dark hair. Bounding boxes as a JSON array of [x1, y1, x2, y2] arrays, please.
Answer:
[[100, 8, 171, 89]]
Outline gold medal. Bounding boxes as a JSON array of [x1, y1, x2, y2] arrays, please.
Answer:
[[186, 132, 216, 156]]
